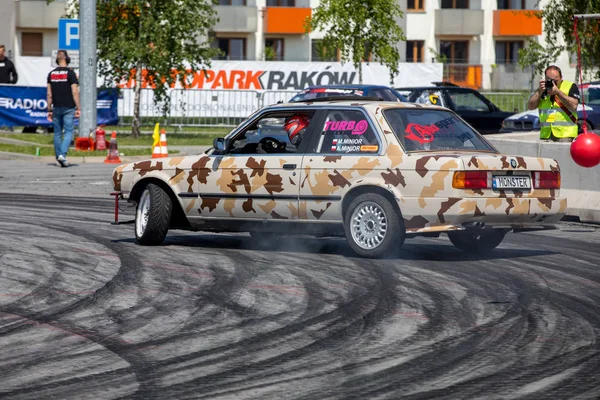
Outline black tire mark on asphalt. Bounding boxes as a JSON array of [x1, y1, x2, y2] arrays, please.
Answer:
[[0, 193, 599, 399]]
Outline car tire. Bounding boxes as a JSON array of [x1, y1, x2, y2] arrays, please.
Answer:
[[447, 229, 506, 254], [135, 183, 172, 245], [344, 193, 405, 259]]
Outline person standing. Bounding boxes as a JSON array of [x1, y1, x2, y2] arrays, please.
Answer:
[[0, 45, 18, 84], [47, 50, 80, 167], [527, 65, 580, 142]]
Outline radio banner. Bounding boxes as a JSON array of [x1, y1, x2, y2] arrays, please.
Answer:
[[0, 85, 118, 127]]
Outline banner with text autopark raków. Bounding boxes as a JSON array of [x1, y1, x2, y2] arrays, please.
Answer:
[[0, 84, 118, 127], [13, 57, 443, 119]]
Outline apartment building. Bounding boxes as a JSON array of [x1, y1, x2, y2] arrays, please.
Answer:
[[0, 0, 68, 58], [0, 0, 579, 90], [404, 0, 578, 90], [212, 0, 406, 63]]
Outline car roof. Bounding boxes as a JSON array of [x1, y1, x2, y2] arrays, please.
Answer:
[[267, 99, 445, 111], [395, 86, 473, 91], [304, 84, 398, 90]]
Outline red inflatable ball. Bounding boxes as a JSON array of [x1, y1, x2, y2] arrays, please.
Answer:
[[570, 133, 600, 168]]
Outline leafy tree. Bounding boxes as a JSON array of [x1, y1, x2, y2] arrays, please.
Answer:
[[304, 0, 406, 84], [518, 1, 600, 84], [50, 0, 220, 137]]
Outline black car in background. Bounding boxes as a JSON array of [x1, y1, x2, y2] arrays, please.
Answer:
[[289, 84, 408, 103], [395, 84, 515, 134]]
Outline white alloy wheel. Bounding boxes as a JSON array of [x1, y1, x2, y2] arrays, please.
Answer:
[[350, 201, 388, 250], [136, 188, 151, 238]]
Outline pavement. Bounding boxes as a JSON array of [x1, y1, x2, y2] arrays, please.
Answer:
[[1, 160, 599, 399]]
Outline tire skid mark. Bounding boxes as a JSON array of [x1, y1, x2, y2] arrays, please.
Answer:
[[1, 193, 599, 399]]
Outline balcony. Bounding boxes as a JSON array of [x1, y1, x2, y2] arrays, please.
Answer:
[[264, 7, 312, 34], [435, 9, 484, 36], [490, 64, 534, 91], [443, 64, 482, 89], [214, 6, 258, 33], [493, 10, 542, 36], [18, 0, 66, 29]]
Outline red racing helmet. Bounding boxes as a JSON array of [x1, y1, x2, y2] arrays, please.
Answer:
[[284, 115, 310, 145]]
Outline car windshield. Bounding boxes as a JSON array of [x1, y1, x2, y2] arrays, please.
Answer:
[[382, 108, 495, 152], [290, 88, 366, 102]]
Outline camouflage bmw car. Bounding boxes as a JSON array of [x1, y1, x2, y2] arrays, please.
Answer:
[[111, 96, 567, 258]]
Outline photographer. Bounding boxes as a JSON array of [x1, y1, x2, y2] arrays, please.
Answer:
[[527, 65, 579, 142]]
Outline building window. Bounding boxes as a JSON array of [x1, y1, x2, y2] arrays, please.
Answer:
[[495, 41, 523, 64], [22, 32, 43, 56], [266, 0, 295, 6], [265, 38, 284, 60], [441, 0, 469, 8], [497, 0, 526, 9], [407, 0, 425, 11], [406, 40, 424, 62], [440, 40, 469, 63], [212, 38, 246, 60], [311, 39, 338, 61], [218, 0, 246, 4]]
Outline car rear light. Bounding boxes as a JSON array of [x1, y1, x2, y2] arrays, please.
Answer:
[[534, 171, 561, 189], [452, 171, 490, 189]]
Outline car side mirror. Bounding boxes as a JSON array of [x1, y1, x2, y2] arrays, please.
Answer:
[[213, 137, 226, 154]]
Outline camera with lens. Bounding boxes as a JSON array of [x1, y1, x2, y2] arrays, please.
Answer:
[[545, 79, 554, 90]]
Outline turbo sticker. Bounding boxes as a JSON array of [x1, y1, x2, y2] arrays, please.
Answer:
[[324, 120, 369, 135]]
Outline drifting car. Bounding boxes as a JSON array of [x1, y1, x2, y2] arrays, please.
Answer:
[[289, 84, 408, 103], [111, 96, 567, 258]]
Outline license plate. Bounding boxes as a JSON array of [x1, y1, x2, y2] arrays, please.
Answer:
[[492, 175, 531, 190]]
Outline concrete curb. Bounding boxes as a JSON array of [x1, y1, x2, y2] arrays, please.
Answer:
[[487, 131, 600, 224]]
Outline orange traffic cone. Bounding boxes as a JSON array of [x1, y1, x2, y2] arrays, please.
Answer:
[[104, 131, 122, 164], [152, 129, 169, 158]]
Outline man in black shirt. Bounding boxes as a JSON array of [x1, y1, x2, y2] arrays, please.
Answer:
[[0, 45, 18, 84], [47, 50, 80, 167]]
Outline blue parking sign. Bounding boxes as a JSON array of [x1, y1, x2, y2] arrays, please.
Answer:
[[58, 19, 80, 50]]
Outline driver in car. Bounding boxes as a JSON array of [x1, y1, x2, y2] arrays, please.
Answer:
[[283, 114, 311, 147]]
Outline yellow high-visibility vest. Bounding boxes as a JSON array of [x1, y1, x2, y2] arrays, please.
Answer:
[[539, 80, 578, 139]]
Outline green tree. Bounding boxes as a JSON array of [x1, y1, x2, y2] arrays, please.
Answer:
[[518, 2, 600, 84], [50, 0, 220, 137], [304, 0, 406, 84]]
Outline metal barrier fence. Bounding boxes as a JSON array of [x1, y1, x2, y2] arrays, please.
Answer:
[[116, 89, 530, 128], [117, 89, 298, 128], [481, 91, 529, 113]]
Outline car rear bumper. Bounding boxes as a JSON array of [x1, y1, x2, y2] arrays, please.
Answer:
[[400, 196, 567, 233]]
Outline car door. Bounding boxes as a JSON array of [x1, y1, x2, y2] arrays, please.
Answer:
[[297, 106, 383, 223], [446, 90, 505, 134], [196, 109, 318, 220]]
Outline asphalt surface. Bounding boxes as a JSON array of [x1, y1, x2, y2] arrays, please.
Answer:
[[1, 160, 599, 399]]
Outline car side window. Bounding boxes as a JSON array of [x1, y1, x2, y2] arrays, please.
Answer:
[[449, 92, 491, 112], [414, 90, 443, 106], [315, 109, 380, 154], [228, 111, 316, 155]]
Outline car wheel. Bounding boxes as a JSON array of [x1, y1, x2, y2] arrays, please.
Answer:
[[344, 193, 405, 258], [135, 183, 172, 245], [447, 229, 506, 254]]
